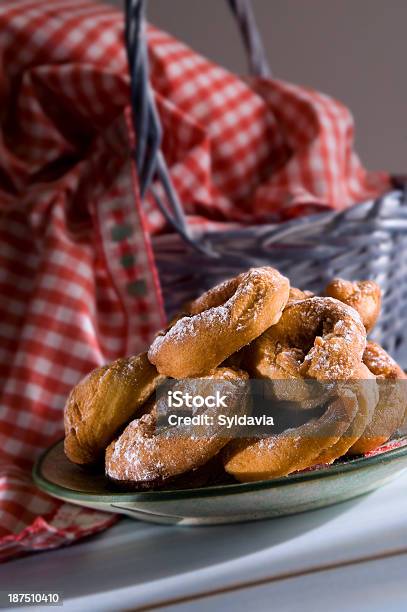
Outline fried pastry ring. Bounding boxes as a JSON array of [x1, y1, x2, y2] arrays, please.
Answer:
[[64, 353, 162, 465], [148, 267, 290, 378], [105, 368, 249, 488], [349, 342, 407, 454], [223, 388, 360, 481], [313, 363, 378, 465], [287, 287, 314, 305], [324, 278, 381, 333], [246, 296, 367, 406]]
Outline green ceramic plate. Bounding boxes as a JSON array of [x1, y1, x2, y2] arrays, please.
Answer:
[[33, 439, 407, 525]]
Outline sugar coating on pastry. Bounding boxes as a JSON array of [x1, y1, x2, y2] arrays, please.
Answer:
[[247, 296, 367, 386], [64, 353, 162, 465], [223, 389, 361, 481], [313, 363, 378, 465], [349, 342, 407, 454], [363, 341, 406, 379], [105, 367, 249, 486], [148, 267, 290, 378], [324, 278, 381, 333]]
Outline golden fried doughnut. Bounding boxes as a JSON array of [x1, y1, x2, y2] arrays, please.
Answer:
[[349, 342, 407, 454], [324, 278, 381, 333], [133, 453, 234, 491], [246, 297, 367, 407], [105, 368, 249, 487], [223, 389, 360, 481], [313, 363, 378, 465], [287, 287, 314, 305], [148, 267, 290, 378], [363, 341, 406, 380], [64, 353, 162, 465], [222, 287, 310, 374]]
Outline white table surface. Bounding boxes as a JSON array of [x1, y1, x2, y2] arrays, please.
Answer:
[[3, 470, 407, 612]]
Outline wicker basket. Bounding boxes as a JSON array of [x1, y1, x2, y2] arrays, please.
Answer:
[[125, 0, 407, 368]]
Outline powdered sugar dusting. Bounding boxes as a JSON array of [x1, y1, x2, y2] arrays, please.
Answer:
[[151, 307, 230, 351]]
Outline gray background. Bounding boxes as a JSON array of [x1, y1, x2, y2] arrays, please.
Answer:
[[108, 0, 406, 174]]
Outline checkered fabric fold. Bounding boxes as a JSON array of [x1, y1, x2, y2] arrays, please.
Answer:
[[0, 0, 389, 562]]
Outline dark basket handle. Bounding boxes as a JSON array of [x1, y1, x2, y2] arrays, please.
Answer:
[[227, 0, 271, 78], [125, 0, 270, 255]]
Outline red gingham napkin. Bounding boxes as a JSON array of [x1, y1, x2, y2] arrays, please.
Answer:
[[0, 0, 390, 562]]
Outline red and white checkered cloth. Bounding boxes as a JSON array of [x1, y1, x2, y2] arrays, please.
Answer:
[[0, 0, 390, 562]]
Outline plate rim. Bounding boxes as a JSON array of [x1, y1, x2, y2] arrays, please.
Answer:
[[32, 438, 407, 503]]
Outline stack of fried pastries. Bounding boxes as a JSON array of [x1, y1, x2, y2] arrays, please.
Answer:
[[64, 267, 407, 488]]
